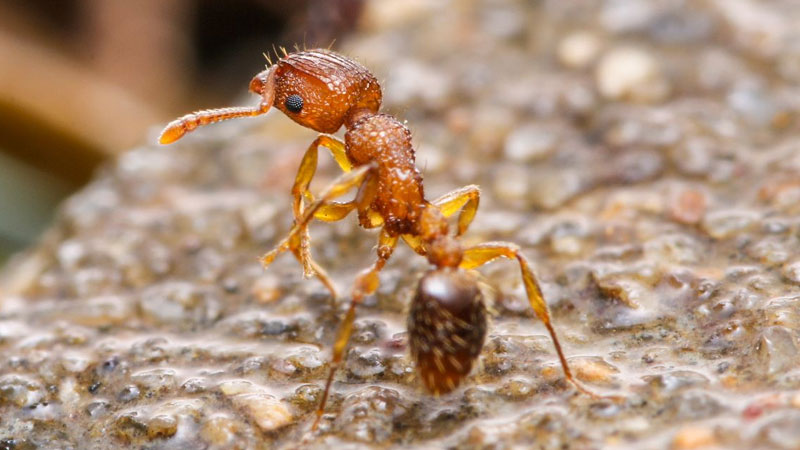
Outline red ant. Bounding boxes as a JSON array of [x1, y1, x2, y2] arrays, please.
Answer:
[[160, 48, 598, 430]]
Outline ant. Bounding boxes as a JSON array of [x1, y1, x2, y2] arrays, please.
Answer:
[[160, 48, 599, 430]]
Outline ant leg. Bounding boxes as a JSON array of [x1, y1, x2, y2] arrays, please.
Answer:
[[432, 185, 480, 236], [403, 185, 480, 257], [292, 135, 353, 218], [261, 164, 376, 294], [401, 234, 426, 256], [313, 228, 398, 430], [460, 241, 599, 398], [312, 202, 357, 222], [357, 207, 384, 229], [262, 163, 374, 267], [352, 230, 397, 302], [290, 135, 355, 287], [285, 202, 358, 297], [301, 256, 338, 301]]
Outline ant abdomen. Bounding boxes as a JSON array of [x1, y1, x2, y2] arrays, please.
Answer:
[[408, 268, 488, 395]]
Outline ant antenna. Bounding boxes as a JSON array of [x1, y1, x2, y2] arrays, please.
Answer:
[[158, 103, 271, 145]]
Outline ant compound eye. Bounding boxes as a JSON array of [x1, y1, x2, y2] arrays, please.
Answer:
[[285, 94, 304, 113]]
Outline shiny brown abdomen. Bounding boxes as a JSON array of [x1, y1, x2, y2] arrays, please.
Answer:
[[408, 269, 488, 395], [345, 114, 425, 236]]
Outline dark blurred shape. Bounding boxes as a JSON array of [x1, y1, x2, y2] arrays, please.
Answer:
[[0, 0, 364, 262]]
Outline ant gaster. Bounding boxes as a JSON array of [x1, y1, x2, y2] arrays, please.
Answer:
[[160, 48, 598, 430]]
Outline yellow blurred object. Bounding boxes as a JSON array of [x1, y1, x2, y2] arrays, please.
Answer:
[[0, 27, 161, 181]]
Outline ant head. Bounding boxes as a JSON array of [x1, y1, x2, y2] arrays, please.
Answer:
[[263, 49, 382, 133], [408, 269, 488, 395], [159, 49, 381, 144]]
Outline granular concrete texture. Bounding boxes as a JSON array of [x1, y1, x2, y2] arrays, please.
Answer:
[[2, 0, 800, 448]]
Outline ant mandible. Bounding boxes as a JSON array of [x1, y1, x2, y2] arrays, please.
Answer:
[[160, 48, 598, 430]]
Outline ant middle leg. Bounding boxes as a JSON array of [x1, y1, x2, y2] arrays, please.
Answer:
[[459, 241, 599, 398], [432, 184, 480, 236]]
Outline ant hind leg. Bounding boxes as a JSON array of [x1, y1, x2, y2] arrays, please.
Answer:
[[459, 241, 600, 398], [432, 185, 480, 236]]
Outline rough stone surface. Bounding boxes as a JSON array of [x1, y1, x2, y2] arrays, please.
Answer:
[[2, 0, 800, 448]]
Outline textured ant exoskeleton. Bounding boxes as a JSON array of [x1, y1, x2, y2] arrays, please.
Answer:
[[160, 48, 598, 430]]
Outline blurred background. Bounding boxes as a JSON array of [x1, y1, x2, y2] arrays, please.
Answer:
[[0, 0, 364, 263]]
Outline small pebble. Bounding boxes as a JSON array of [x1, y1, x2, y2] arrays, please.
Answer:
[[669, 188, 707, 225], [596, 46, 670, 103], [782, 260, 800, 285], [571, 357, 619, 386], [0, 375, 45, 408], [503, 123, 558, 163], [755, 326, 799, 375], [200, 414, 243, 446], [557, 31, 602, 69], [701, 209, 759, 239], [497, 378, 535, 400], [146, 414, 178, 439], [672, 425, 717, 449], [219, 381, 293, 432]]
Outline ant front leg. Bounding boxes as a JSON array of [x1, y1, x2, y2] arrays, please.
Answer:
[[290, 136, 355, 284], [313, 228, 398, 430], [261, 164, 377, 297], [432, 185, 480, 236], [459, 242, 600, 398], [292, 135, 354, 218]]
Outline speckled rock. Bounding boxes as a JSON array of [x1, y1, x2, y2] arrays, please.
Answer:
[[2, 0, 800, 448]]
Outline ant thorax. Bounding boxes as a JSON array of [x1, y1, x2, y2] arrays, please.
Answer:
[[344, 113, 425, 236]]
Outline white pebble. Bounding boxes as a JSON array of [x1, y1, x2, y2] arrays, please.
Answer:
[[596, 47, 670, 103], [558, 31, 602, 69]]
